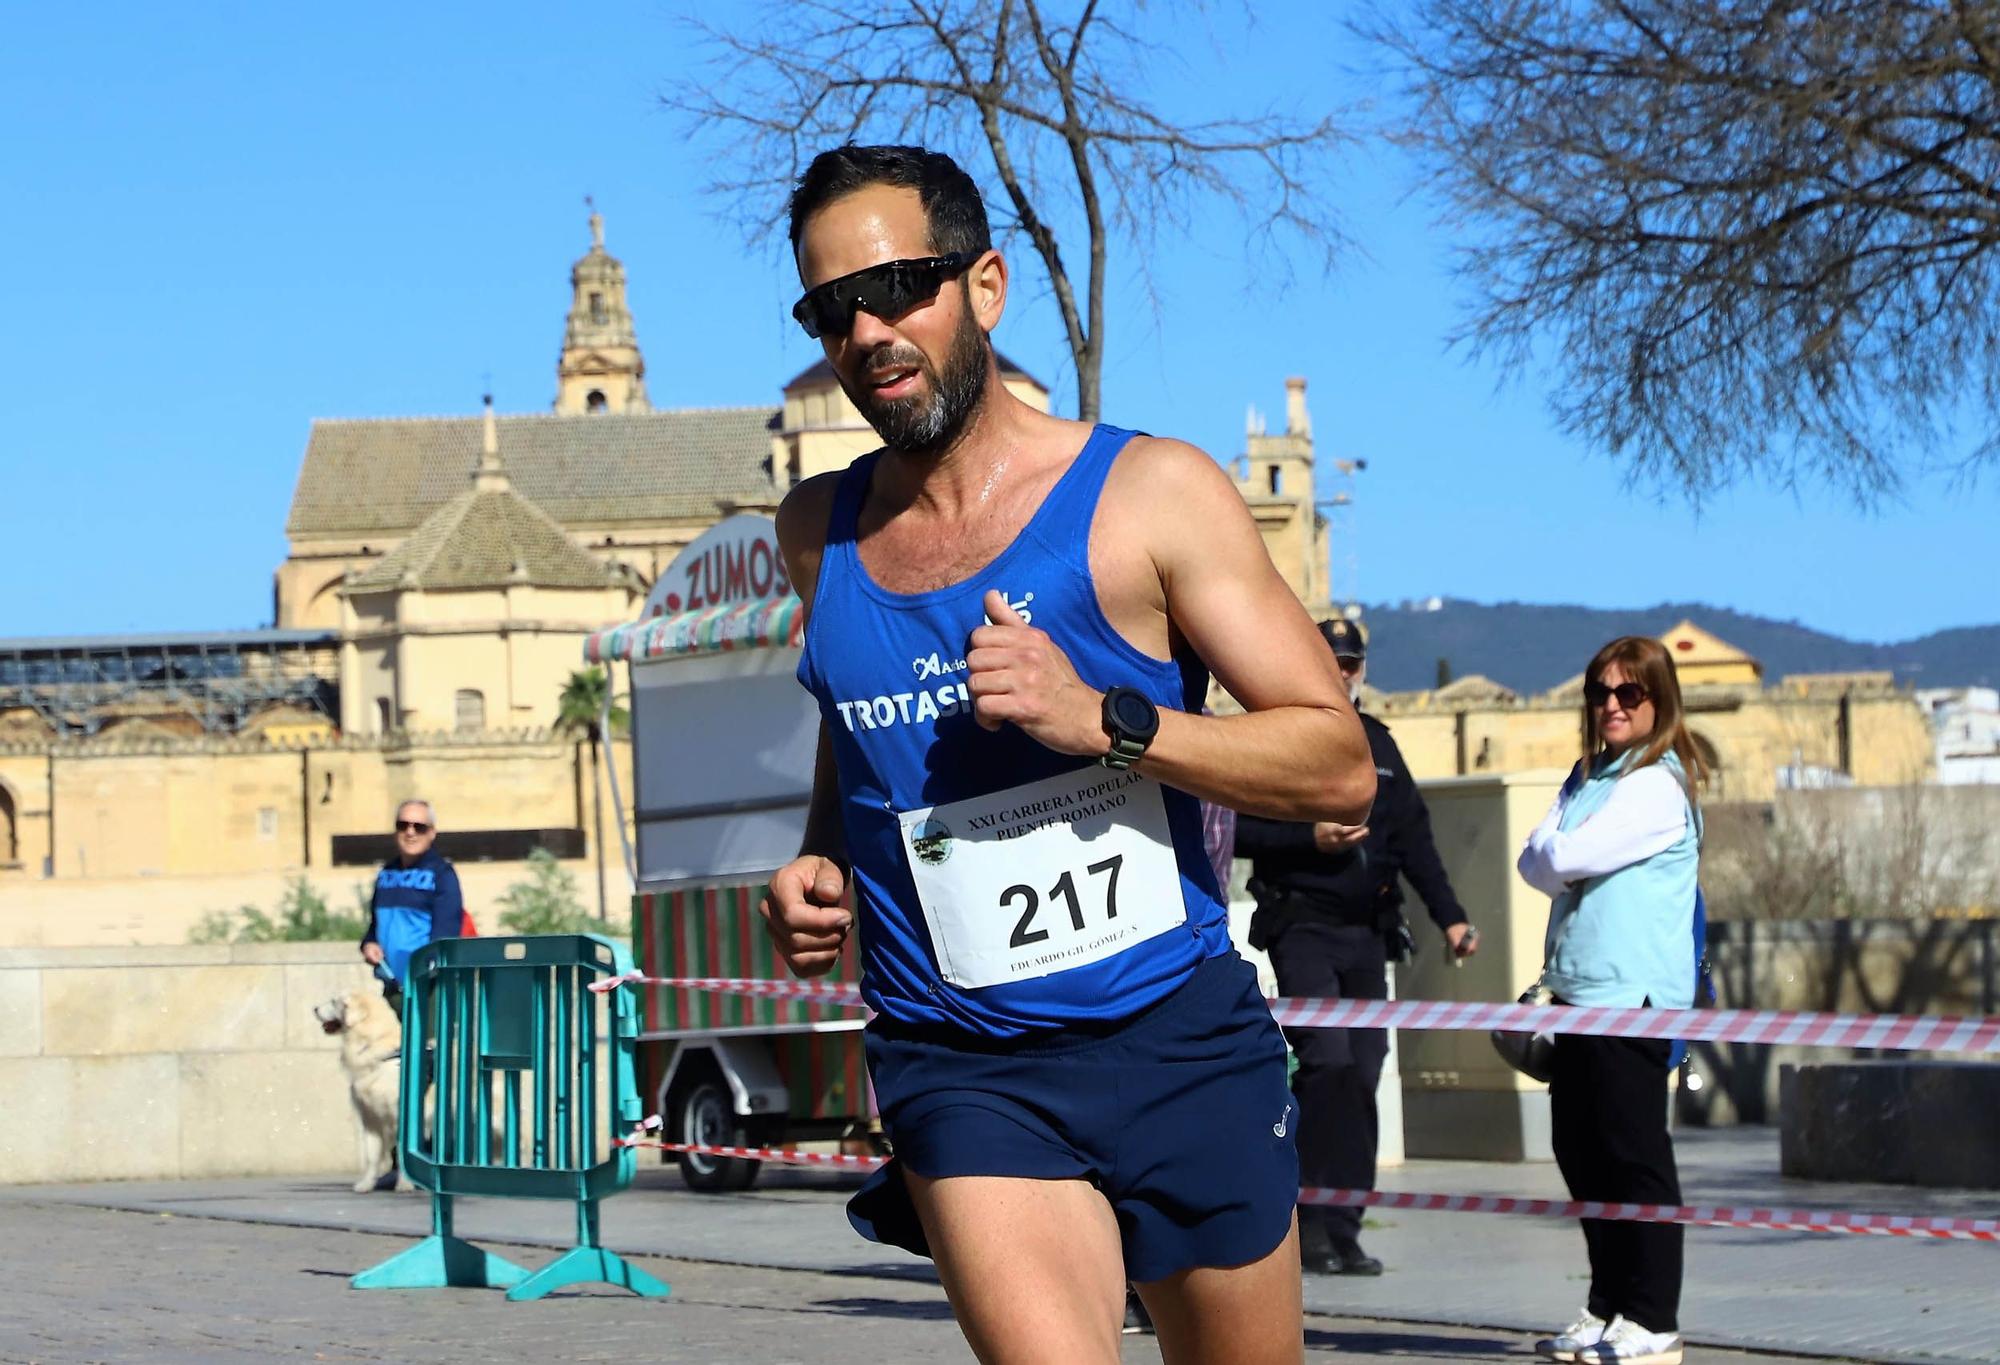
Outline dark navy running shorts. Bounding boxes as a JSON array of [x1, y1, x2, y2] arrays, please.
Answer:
[[847, 951, 1298, 1282]]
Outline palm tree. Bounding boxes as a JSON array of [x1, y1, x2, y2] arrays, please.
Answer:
[[555, 667, 628, 922]]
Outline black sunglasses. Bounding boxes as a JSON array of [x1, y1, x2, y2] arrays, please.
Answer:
[[1583, 680, 1649, 711], [791, 252, 978, 339], [395, 820, 432, 834]]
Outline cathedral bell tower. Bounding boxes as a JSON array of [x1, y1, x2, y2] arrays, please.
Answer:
[[555, 206, 652, 415]]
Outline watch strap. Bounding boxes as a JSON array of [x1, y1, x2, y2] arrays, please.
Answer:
[[1101, 734, 1147, 771]]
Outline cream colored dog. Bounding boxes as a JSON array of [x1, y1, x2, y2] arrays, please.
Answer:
[[314, 987, 407, 1193]]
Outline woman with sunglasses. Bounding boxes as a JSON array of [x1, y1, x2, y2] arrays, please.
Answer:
[[1516, 637, 1707, 1365]]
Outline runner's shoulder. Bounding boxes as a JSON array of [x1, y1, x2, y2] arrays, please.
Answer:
[[775, 468, 849, 603], [1109, 433, 1246, 517], [776, 469, 845, 552]]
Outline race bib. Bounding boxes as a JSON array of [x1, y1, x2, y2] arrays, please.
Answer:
[[897, 766, 1187, 990]]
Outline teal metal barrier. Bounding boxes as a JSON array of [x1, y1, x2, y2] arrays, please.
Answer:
[[351, 934, 668, 1301]]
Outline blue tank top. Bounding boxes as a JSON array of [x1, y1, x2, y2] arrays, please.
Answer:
[[797, 425, 1232, 1037]]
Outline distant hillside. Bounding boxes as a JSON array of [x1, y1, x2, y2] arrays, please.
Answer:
[[1357, 599, 2000, 695]]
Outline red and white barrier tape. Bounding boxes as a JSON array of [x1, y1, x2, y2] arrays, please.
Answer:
[[622, 1136, 2000, 1241], [614, 1112, 884, 1168], [622, 1138, 887, 1170], [589, 973, 2000, 1054], [1297, 1188, 2000, 1242]]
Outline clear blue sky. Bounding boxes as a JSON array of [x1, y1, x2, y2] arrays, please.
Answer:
[[1, 3, 1990, 642]]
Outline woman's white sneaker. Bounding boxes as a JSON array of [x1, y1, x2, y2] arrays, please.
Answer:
[[1579, 1315, 1683, 1364], [1535, 1308, 1608, 1361]]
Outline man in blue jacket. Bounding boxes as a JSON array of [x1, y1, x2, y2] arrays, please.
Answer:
[[359, 799, 464, 1001]]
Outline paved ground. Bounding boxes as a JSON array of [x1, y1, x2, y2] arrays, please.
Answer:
[[0, 1200, 1851, 1365], [3, 1127, 1992, 1364]]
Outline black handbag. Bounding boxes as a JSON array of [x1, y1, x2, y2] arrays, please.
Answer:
[[1490, 978, 1557, 1083]]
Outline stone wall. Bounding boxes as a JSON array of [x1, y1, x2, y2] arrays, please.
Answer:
[[1375, 683, 1934, 803], [0, 944, 375, 1183], [0, 729, 633, 885], [0, 860, 631, 950]]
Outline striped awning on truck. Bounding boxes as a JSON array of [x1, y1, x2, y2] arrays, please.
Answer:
[[584, 594, 804, 663]]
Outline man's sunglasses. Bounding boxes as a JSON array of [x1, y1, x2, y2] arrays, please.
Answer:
[[791, 252, 978, 339], [1584, 681, 1649, 711], [395, 820, 432, 834]]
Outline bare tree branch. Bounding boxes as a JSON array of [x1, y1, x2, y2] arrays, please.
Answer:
[[1361, 0, 2000, 500], [664, 0, 1353, 421]]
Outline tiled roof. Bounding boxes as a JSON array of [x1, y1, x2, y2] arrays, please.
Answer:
[[286, 408, 779, 539], [345, 487, 626, 592]]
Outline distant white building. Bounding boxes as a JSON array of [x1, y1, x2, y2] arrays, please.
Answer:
[[1776, 753, 1855, 791], [1916, 687, 2000, 784]]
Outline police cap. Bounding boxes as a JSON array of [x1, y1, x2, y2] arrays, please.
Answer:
[[1318, 617, 1367, 661]]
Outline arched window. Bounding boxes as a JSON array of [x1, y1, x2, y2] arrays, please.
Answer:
[[588, 291, 606, 325], [1267, 465, 1283, 495], [0, 781, 17, 864], [1691, 730, 1723, 800], [454, 689, 486, 733], [375, 698, 394, 736], [586, 389, 608, 413]]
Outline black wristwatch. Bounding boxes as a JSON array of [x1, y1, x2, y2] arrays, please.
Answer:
[[1099, 687, 1160, 771]]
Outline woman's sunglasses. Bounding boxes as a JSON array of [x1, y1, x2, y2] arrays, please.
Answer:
[[1584, 680, 1649, 711], [395, 820, 432, 834], [791, 252, 978, 339]]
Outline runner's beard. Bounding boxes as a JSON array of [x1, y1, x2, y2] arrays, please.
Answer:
[[847, 310, 990, 457]]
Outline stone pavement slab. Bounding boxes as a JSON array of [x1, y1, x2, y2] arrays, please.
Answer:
[[1349, 1126, 1997, 1364], [0, 1201, 1854, 1364], [5, 1127, 1992, 1363]]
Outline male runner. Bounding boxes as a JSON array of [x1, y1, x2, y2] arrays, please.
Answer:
[[764, 144, 1374, 1365]]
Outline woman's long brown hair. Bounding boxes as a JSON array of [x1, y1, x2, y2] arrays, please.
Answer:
[[1581, 635, 1710, 802]]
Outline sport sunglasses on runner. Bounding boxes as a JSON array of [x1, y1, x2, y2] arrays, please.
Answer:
[[1583, 680, 1650, 710], [791, 252, 979, 339]]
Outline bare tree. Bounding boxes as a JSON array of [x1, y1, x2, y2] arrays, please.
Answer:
[[1703, 784, 2000, 921], [1364, 0, 2000, 499], [666, 1, 1348, 421]]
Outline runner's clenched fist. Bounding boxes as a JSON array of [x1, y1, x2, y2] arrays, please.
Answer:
[[965, 589, 1106, 757], [761, 854, 850, 977]]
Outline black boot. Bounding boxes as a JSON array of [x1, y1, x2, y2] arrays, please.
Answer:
[[1298, 1217, 1338, 1275], [1329, 1236, 1384, 1276]]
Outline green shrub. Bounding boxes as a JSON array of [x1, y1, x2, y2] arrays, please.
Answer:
[[497, 848, 600, 935], [187, 876, 370, 944]]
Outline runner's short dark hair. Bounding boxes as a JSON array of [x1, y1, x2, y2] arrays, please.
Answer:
[[788, 145, 992, 262]]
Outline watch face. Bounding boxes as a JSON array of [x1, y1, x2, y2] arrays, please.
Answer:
[[1112, 690, 1157, 734]]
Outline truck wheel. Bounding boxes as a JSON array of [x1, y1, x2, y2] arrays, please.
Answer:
[[673, 1076, 761, 1192]]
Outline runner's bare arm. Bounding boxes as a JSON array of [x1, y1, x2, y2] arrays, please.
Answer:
[[969, 437, 1371, 823], [796, 721, 849, 875], [1137, 438, 1371, 821], [764, 475, 852, 976]]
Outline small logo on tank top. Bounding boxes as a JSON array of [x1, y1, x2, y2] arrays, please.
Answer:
[[982, 591, 1035, 625], [1273, 1102, 1292, 1138], [912, 651, 969, 680], [910, 817, 954, 866]]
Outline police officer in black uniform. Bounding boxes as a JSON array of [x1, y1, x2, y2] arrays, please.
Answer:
[[1236, 618, 1479, 1275]]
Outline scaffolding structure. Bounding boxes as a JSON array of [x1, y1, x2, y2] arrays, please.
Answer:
[[0, 629, 339, 738]]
